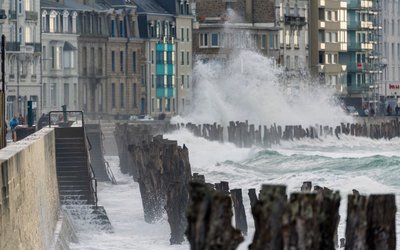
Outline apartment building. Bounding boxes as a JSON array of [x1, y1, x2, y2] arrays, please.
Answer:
[[102, 0, 144, 119], [193, 0, 279, 63], [309, 0, 347, 93], [275, 0, 309, 93], [134, 0, 195, 118], [41, 0, 80, 114], [381, 0, 400, 102], [1, 0, 41, 120], [343, 0, 381, 110]]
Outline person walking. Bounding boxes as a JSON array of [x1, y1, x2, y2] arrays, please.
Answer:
[[18, 114, 25, 125], [10, 115, 18, 142]]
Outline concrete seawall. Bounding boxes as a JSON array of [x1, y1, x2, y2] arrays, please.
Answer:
[[0, 128, 76, 250]]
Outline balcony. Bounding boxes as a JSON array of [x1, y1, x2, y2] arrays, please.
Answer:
[[156, 87, 175, 98], [8, 10, 16, 20], [25, 43, 41, 52], [284, 15, 306, 26], [347, 84, 370, 94], [6, 42, 20, 51], [25, 11, 38, 21], [0, 9, 7, 19]]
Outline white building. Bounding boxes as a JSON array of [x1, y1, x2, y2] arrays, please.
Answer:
[[381, 0, 400, 101], [1, 0, 41, 120], [41, 2, 79, 114]]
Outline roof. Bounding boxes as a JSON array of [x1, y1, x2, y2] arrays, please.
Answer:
[[63, 41, 77, 51], [133, 0, 168, 15], [41, 0, 108, 12]]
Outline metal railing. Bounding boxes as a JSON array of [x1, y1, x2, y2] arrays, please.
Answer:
[[101, 130, 117, 184], [48, 110, 85, 128]]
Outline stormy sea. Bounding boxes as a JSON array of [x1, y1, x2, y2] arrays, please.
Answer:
[[69, 50, 400, 249]]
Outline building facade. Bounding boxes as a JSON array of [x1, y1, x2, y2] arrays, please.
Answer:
[[193, 0, 279, 63], [309, 0, 348, 93], [135, 0, 195, 118], [1, 0, 41, 120], [381, 0, 400, 103], [343, 0, 381, 110], [275, 0, 309, 93], [41, 0, 80, 114]]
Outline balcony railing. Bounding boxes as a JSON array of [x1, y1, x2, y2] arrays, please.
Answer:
[[284, 15, 306, 26], [25, 43, 41, 52], [0, 9, 6, 19], [25, 11, 38, 21], [8, 10, 16, 19], [6, 42, 20, 51]]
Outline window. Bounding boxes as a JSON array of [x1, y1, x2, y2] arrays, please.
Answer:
[[132, 51, 136, 73], [43, 83, 46, 106], [120, 51, 124, 72], [151, 50, 154, 64], [133, 83, 137, 107], [120, 83, 124, 108], [64, 83, 69, 106], [261, 34, 266, 49], [200, 33, 208, 47], [181, 28, 184, 40], [211, 33, 219, 47], [51, 46, 55, 69], [181, 51, 184, 65], [18, 0, 22, 14], [25, 26, 32, 43], [42, 46, 47, 70], [111, 83, 116, 108], [187, 52, 190, 65], [186, 28, 189, 42], [111, 50, 115, 72], [51, 83, 56, 106], [187, 75, 190, 88], [111, 20, 115, 37], [181, 74, 184, 88], [158, 98, 162, 112], [294, 30, 299, 48], [120, 20, 125, 37], [98, 48, 102, 72]]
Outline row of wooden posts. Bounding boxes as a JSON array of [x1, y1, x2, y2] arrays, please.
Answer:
[[113, 122, 397, 248], [179, 118, 400, 148], [187, 177, 396, 250]]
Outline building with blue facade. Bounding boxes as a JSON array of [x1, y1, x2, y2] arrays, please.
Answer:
[[343, 0, 381, 111]]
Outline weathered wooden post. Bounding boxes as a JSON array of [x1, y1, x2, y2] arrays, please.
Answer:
[[186, 182, 244, 250], [231, 189, 248, 236], [248, 188, 258, 208], [366, 194, 396, 250], [215, 181, 230, 195], [249, 185, 287, 250], [301, 181, 312, 192]]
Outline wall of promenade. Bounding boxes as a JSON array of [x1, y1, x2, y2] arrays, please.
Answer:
[[0, 128, 73, 250]]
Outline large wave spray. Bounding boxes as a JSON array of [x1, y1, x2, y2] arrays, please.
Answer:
[[179, 49, 353, 126]]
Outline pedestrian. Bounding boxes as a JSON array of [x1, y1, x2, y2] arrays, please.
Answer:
[[387, 105, 392, 116], [396, 105, 400, 116], [370, 107, 375, 116], [18, 114, 25, 125], [10, 115, 18, 142]]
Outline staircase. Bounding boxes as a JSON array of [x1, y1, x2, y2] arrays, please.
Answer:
[[55, 127, 95, 205], [55, 127, 112, 231]]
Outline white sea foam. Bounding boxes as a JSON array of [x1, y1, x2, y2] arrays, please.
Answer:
[[175, 49, 353, 127]]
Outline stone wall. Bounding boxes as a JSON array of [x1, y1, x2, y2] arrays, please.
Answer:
[[0, 128, 62, 250]]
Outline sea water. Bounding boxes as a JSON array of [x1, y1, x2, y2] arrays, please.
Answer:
[[70, 50, 400, 249], [69, 131, 400, 250]]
